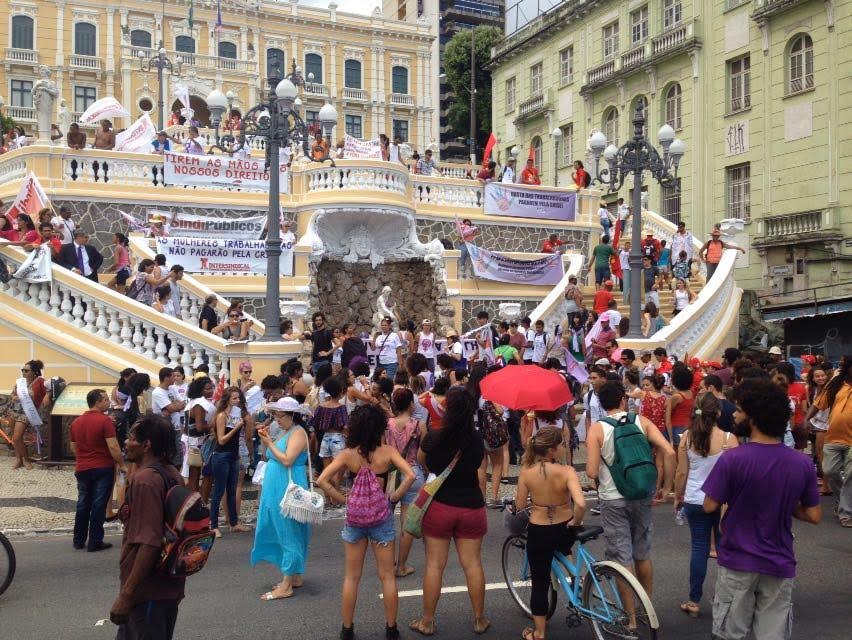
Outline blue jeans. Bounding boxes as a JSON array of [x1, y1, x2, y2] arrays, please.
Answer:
[[621, 269, 631, 302], [683, 502, 721, 603], [210, 451, 239, 529], [74, 466, 115, 548], [601, 219, 612, 238], [664, 426, 686, 447], [594, 265, 611, 285], [458, 242, 470, 277]]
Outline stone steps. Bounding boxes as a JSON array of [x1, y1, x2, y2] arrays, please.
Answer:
[[582, 276, 704, 319]]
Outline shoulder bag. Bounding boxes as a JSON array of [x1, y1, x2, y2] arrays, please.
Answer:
[[403, 449, 462, 539], [279, 429, 324, 524]]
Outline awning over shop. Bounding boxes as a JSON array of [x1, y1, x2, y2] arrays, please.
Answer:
[[762, 298, 852, 322]]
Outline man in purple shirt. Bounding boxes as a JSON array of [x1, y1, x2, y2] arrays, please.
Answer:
[[702, 378, 821, 640]]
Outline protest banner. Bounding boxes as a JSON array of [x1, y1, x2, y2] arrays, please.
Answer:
[[166, 212, 267, 240], [484, 182, 577, 221], [466, 243, 564, 285], [163, 151, 291, 192], [4, 173, 49, 222], [12, 245, 52, 283], [115, 114, 157, 152], [155, 237, 293, 276], [343, 134, 383, 159], [79, 97, 130, 124], [359, 337, 478, 369]]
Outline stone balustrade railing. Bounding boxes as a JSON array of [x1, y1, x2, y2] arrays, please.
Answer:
[[411, 174, 484, 208], [528, 253, 586, 335], [127, 235, 267, 338], [638, 208, 706, 278], [0, 244, 301, 379], [302, 161, 408, 196]]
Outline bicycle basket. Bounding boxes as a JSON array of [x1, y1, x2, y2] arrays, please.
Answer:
[[503, 506, 530, 536]]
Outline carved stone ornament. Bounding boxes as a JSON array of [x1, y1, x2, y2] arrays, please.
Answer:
[[306, 207, 444, 269], [32, 65, 59, 142], [373, 285, 398, 333]]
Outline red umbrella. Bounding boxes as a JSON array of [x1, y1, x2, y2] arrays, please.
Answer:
[[480, 365, 573, 411]]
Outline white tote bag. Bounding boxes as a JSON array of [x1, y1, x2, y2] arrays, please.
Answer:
[[279, 430, 324, 525]]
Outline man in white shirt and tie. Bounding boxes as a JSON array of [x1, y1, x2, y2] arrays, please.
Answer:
[[51, 205, 76, 246]]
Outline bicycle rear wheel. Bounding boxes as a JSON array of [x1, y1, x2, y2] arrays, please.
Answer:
[[581, 563, 657, 640], [0, 532, 16, 596], [501, 535, 557, 620]]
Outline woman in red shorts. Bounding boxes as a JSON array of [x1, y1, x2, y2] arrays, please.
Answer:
[[409, 386, 489, 636]]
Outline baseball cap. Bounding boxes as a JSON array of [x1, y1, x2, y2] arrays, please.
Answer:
[[599, 312, 611, 322], [595, 358, 611, 366], [768, 346, 783, 355], [640, 349, 653, 357], [422, 319, 431, 325], [604, 280, 614, 288], [445, 329, 458, 338]]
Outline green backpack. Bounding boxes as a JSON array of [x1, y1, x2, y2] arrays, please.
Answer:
[[601, 412, 657, 500]]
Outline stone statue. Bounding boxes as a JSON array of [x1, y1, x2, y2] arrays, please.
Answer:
[[372, 285, 397, 333], [31, 65, 59, 144], [57, 99, 72, 137]]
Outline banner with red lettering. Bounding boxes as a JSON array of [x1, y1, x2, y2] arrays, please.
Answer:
[[163, 151, 290, 193], [4, 172, 49, 223], [115, 114, 157, 152]]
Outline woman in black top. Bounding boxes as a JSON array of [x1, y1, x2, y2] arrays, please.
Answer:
[[410, 387, 489, 636], [340, 322, 368, 369], [199, 295, 218, 332]]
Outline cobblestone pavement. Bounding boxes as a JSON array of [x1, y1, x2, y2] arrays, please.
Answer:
[[0, 447, 589, 534]]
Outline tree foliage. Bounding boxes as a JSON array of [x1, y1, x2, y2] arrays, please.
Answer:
[[443, 26, 502, 151]]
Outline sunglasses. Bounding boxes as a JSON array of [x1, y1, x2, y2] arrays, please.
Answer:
[[242, 370, 252, 374], [229, 314, 240, 319], [21, 368, 31, 373]]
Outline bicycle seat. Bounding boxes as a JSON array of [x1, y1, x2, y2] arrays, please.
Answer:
[[574, 525, 604, 543]]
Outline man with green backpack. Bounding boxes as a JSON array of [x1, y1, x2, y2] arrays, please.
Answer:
[[585, 381, 675, 598]]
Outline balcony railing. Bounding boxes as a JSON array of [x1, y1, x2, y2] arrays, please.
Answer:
[[517, 91, 549, 119], [304, 83, 330, 98], [586, 60, 616, 85], [69, 54, 102, 71], [621, 45, 647, 70], [390, 93, 415, 106], [5, 106, 35, 122], [752, 0, 809, 20], [652, 19, 695, 56], [4, 48, 38, 64], [765, 211, 823, 237], [342, 87, 368, 101]]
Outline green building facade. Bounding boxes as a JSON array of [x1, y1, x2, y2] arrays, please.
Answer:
[[490, 0, 850, 347]]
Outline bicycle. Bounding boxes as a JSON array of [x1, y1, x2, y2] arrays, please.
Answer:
[[0, 530, 15, 596], [501, 507, 659, 639]]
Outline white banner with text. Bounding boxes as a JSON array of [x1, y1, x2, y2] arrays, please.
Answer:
[[155, 237, 293, 276], [163, 151, 291, 192]]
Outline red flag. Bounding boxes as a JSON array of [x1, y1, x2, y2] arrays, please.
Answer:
[[527, 144, 536, 163], [4, 172, 49, 223], [482, 132, 498, 168], [610, 216, 623, 280], [211, 371, 227, 403]]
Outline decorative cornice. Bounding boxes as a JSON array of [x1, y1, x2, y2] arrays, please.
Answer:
[[10, 2, 39, 18]]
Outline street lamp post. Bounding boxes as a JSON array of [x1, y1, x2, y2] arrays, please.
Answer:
[[139, 43, 182, 130], [551, 127, 562, 187], [206, 71, 337, 341], [469, 27, 477, 166], [588, 104, 685, 339]]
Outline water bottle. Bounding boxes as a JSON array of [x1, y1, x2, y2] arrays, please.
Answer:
[[675, 507, 686, 526]]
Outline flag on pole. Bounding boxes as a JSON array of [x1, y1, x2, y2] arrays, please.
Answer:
[[216, 0, 223, 32], [482, 132, 498, 168], [172, 83, 191, 111], [527, 144, 536, 163], [188, 0, 194, 29], [4, 173, 50, 223], [212, 371, 227, 403], [610, 215, 623, 280]]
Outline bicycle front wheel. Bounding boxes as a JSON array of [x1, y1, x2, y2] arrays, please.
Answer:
[[581, 562, 658, 640], [0, 532, 16, 596], [501, 535, 557, 620]]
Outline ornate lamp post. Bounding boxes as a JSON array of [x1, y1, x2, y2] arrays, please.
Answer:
[[138, 44, 183, 130], [205, 73, 338, 341], [588, 104, 685, 338], [551, 127, 562, 187]]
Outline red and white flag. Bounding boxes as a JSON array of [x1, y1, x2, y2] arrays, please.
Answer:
[[482, 132, 498, 168], [211, 370, 227, 403], [4, 172, 49, 223]]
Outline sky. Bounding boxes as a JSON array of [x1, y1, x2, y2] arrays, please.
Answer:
[[300, 0, 381, 15]]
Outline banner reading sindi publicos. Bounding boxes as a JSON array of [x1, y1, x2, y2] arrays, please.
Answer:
[[155, 237, 294, 276], [484, 182, 577, 221], [163, 151, 290, 192]]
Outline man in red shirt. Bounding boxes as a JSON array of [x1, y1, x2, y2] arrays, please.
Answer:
[[26, 222, 63, 257], [541, 233, 564, 253], [572, 160, 589, 188], [654, 347, 673, 375], [641, 232, 662, 265], [593, 280, 615, 314], [71, 388, 126, 552], [520, 158, 542, 185]]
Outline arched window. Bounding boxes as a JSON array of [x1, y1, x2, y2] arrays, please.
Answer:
[[305, 53, 323, 84], [74, 22, 96, 56], [218, 41, 237, 59], [664, 83, 682, 130], [603, 107, 619, 147], [266, 48, 285, 77], [788, 34, 814, 93], [11, 15, 34, 50], [344, 59, 362, 89], [531, 136, 542, 169], [130, 30, 151, 48], [392, 66, 409, 94], [176, 36, 196, 53], [631, 95, 649, 137]]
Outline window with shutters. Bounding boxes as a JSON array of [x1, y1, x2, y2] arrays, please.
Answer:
[[728, 55, 750, 112], [345, 114, 362, 138], [130, 30, 151, 49], [631, 7, 649, 45], [560, 47, 573, 84], [11, 15, 34, 50], [726, 163, 750, 221], [74, 23, 96, 56], [663, 0, 682, 30], [530, 62, 543, 96], [505, 77, 516, 111], [603, 107, 619, 147], [788, 34, 814, 94], [305, 53, 323, 84], [661, 179, 681, 224], [603, 22, 619, 59], [665, 83, 682, 129], [392, 66, 408, 94], [344, 60, 362, 89], [531, 136, 542, 169], [10, 79, 33, 107], [74, 86, 97, 113], [561, 124, 573, 167]]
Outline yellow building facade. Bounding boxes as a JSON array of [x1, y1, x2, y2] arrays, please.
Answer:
[[0, 0, 437, 149]]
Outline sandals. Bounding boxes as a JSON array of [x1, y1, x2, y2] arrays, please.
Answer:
[[395, 566, 416, 578], [261, 589, 293, 601], [409, 618, 436, 636], [679, 601, 700, 618], [231, 523, 253, 533], [522, 628, 543, 640]]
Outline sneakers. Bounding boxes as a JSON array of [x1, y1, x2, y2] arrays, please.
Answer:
[[340, 625, 354, 640], [589, 507, 601, 516], [386, 625, 400, 640]]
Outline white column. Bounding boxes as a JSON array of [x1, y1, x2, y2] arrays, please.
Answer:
[[55, 1, 65, 67], [208, 23, 215, 57], [376, 47, 386, 135], [240, 26, 248, 60], [329, 42, 337, 98]]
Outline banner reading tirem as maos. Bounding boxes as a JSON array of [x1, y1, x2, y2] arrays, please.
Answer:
[[163, 151, 291, 192]]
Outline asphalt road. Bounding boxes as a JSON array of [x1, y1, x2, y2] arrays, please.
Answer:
[[1, 496, 849, 640]]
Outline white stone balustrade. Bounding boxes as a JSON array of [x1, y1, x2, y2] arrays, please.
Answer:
[[411, 176, 484, 208], [528, 254, 586, 336], [305, 164, 408, 195]]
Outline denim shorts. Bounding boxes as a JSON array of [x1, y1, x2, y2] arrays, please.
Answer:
[[319, 432, 346, 458], [341, 512, 396, 545], [401, 464, 426, 506], [594, 265, 611, 284]]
